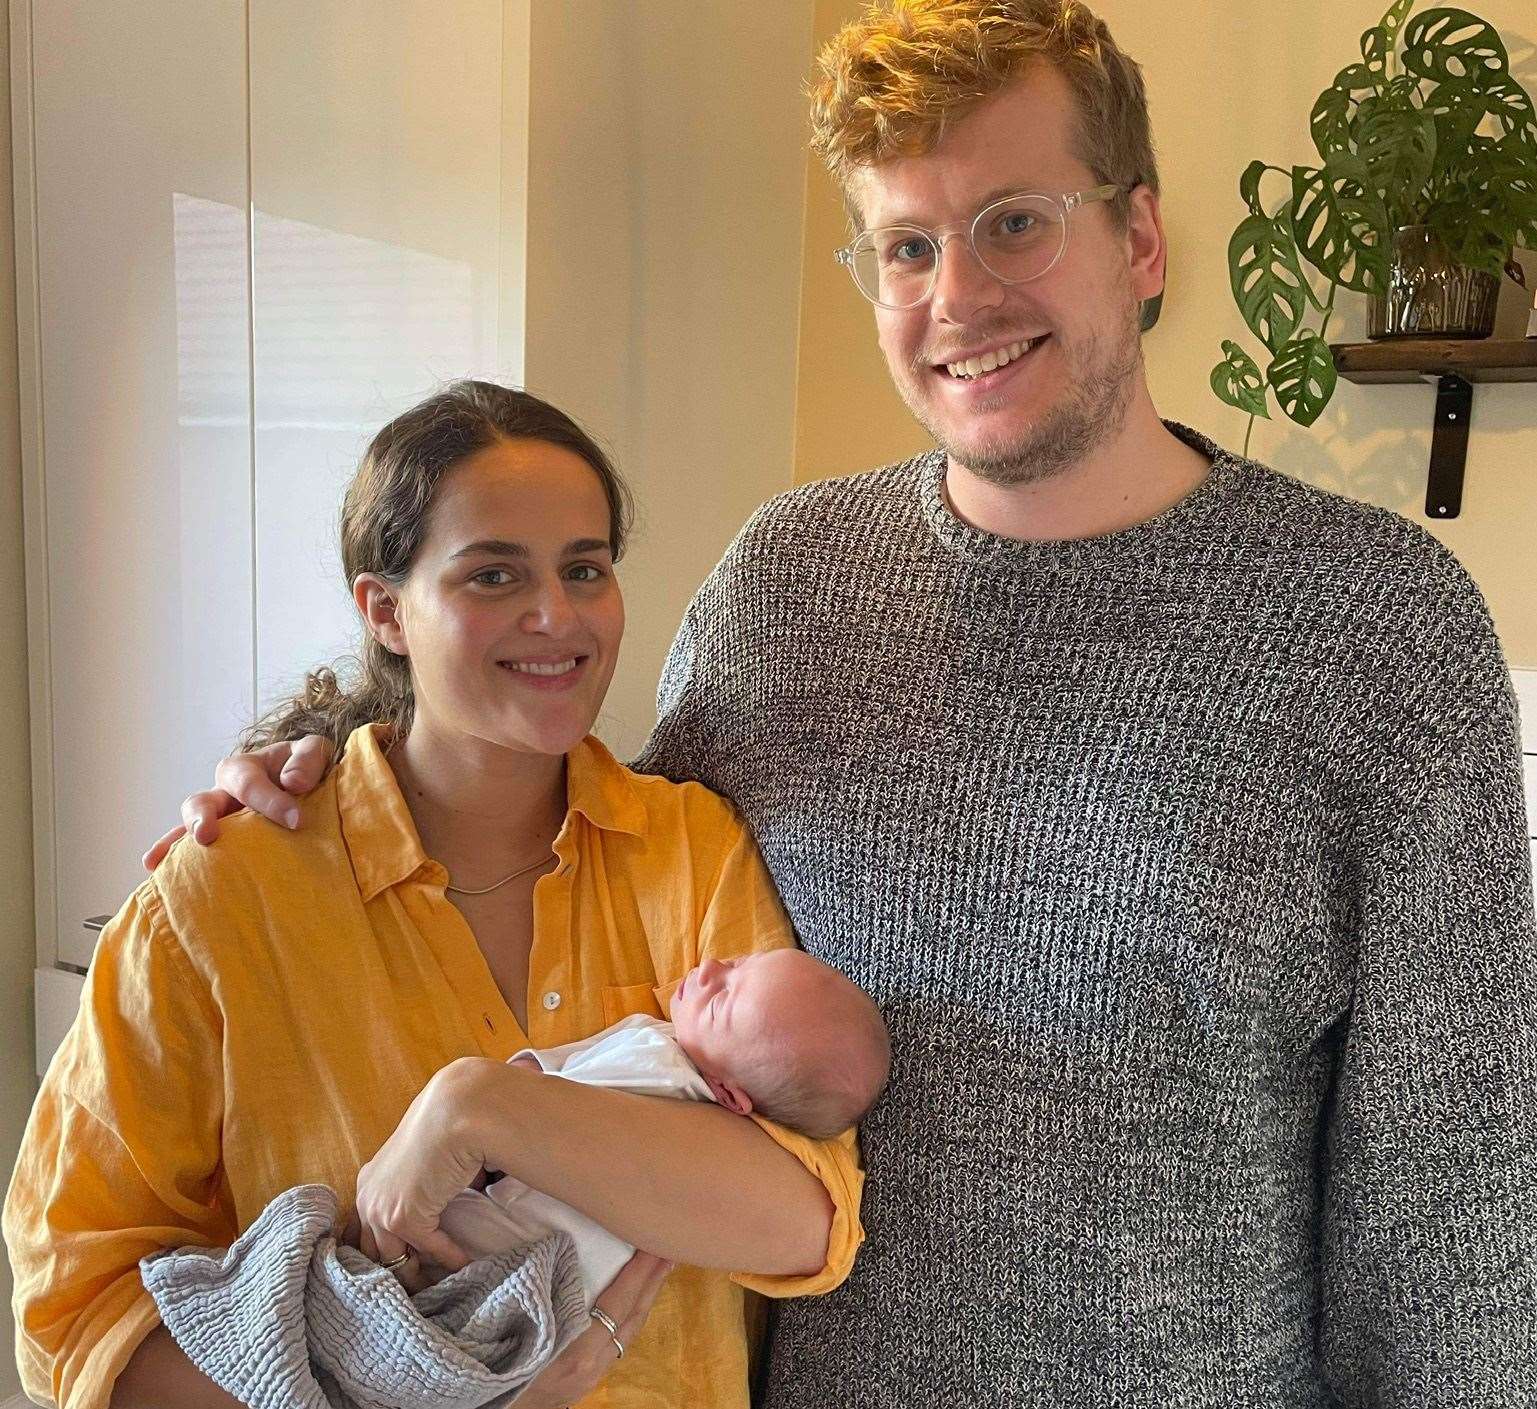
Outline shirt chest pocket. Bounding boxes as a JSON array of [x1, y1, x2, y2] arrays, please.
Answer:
[[601, 981, 667, 1027]]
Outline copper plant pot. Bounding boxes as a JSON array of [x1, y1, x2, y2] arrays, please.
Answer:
[[1368, 225, 1500, 339]]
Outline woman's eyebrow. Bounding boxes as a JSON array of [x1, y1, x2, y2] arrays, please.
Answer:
[[450, 537, 612, 560]]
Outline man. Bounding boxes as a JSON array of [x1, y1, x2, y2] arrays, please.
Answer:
[[160, 2, 1537, 1403]]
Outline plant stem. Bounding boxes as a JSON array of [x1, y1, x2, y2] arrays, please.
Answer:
[[1244, 413, 1256, 459]]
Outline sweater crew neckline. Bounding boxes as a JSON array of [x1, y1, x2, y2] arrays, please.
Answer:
[[915, 420, 1243, 570]]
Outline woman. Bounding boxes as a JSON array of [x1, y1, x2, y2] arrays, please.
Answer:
[[4, 382, 863, 1409]]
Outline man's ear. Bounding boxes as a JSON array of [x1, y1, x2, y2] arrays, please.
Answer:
[[704, 1075, 754, 1116], [353, 573, 408, 657], [1124, 182, 1167, 306]]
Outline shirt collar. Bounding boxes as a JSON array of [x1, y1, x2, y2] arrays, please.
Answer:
[[335, 725, 648, 902]]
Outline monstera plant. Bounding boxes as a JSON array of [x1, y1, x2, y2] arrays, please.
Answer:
[[1211, 0, 1537, 443]]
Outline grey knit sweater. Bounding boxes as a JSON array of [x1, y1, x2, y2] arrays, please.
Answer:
[[635, 422, 1537, 1408]]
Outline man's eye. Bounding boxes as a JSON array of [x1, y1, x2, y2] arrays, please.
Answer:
[[887, 235, 934, 265], [566, 563, 606, 583], [472, 568, 513, 586]]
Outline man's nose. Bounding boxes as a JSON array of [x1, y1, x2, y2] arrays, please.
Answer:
[[929, 234, 1005, 326]]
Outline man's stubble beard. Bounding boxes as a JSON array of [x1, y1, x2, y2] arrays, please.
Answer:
[[899, 297, 1145, 489]]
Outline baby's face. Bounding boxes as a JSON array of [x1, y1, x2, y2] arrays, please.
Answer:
[[670, 949, 824, 1107]]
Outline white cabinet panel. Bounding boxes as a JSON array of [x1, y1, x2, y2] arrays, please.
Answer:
[[34, 967, 85, 1079], [30, 0, 252, 965], [248, 1, 507, 712]]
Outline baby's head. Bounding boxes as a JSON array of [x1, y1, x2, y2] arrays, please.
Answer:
[[669, 949, 890, 1140]]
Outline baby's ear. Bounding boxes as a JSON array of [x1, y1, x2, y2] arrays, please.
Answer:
[[705, 1075, 754, 1116]]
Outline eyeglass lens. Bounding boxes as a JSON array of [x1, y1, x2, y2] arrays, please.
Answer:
[[850, 194, 1068, 308]]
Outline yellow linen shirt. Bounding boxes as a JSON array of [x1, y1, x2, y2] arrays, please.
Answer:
[[4, 724, 863, 1409]]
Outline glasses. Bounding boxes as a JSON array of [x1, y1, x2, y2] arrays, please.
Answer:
[[835, 184, 1122, 310]]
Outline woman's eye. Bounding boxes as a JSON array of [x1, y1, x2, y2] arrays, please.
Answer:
[[472, 568, 514, 586], [566, 563, 606, 583]]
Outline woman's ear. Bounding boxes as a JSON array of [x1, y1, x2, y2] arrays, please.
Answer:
[[353, 573, 408, 657]]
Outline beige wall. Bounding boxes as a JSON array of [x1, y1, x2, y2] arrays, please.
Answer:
[[527, 1, 816, 758], [793, 0, 1537, 669], [0, 5, 36, 1395]]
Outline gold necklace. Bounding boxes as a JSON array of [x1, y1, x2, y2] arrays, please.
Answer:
[[444, 851, 554, 897]]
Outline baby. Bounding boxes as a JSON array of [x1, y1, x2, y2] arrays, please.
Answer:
[[436, 948, 889, 1306]]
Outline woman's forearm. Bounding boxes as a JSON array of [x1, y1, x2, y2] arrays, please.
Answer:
[[448, 1059, 834, 1275], [110, 1325, 245, 1408]]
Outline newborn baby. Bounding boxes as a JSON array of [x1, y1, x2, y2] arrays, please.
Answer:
[[436, 948, 889, 1307]]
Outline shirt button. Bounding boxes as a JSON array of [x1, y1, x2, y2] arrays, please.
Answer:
[[542, 991, 562, 1011]]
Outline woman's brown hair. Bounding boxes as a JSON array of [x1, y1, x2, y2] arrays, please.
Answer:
[[243, 380, 633, 752]]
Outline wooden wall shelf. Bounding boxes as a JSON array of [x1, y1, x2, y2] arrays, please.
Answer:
[[1330, 338, 1537, 518]]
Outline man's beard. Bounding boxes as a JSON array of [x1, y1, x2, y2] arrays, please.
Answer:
[[901, 300, 1144, 488]]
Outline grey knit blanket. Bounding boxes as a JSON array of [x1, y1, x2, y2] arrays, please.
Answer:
[[141, 1183, 588, 1409]]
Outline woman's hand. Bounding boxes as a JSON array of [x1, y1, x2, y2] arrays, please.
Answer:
[[353, 1057, 495, 1282], [142, 735, 336, 869], [511, 1251, 672, 1409]]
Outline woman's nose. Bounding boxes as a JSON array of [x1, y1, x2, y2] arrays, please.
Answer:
[[520, 577, 580, 635]]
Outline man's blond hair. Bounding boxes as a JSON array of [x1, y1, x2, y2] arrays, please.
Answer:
[[809, 0, 1158, 228]]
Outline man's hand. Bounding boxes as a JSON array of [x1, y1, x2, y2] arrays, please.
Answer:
[[142, 735, 336, 870]]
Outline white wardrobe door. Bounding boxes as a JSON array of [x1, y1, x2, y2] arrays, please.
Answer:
[[31, 0, 253, 966], [248, 1, 509, 712]]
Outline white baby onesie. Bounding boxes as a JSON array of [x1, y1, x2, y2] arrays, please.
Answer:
[[436, 1014, 714, 1308]]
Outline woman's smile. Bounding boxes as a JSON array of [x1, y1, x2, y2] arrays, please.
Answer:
[[496, 654, 593, 692]]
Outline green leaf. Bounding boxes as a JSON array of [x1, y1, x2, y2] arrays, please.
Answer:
[[1228, 210, 1312, 353], [1239, 160, 1269, 216], [1211, 341, 1271, 418], [1311, 80, 1358, 162], [1267, 334, 1339, 428], [1422, 77, 1489, 181], [1376, 0, 1418, 51], [1478, 73, 1537, 154], [1292, 160, 1392, 292], [1400, 8, 1508, 86], [1361, 26, 1392, 86], [1355, 105, 1438, 211]]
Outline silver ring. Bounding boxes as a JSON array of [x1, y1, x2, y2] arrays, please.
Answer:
[[590, 1305, 625, 1359], [379, 1250, 411, 1272]]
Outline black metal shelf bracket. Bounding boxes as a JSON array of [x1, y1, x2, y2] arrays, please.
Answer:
[[1425, 373, 1473, 520]]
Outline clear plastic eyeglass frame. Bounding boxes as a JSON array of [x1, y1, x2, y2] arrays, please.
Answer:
[[835, 183, 1123, 310]]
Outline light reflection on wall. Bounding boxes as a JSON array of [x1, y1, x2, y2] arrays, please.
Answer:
[[173, 191, 497, 717]]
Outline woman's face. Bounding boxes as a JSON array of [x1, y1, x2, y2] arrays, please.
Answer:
[[367, 437, 625, 758]]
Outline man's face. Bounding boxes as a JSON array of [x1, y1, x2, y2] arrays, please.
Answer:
[[850, 62, 1164, 486]]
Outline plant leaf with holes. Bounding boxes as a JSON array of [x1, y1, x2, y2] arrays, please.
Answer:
[[1400, 8, 1508, 86], [1211, 341, 1271, 418], [1355, 105, 1438, 218], [1292, 159, 1391, 292], [1360, 26, 1391, 87], [1267, 333, 1338, 427], [1478, 73, 1537, 154], [1228, 211, 1312, 353], [1376, 0, 1419, 53], [1421, 77, 1489, 182], [1312, 78, 1361, 162]]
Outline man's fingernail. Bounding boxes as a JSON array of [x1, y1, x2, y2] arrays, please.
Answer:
[[283, 808, 300, 829]]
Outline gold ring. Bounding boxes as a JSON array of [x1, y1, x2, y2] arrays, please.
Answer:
[[379, 1250, 411, 1271], [590, 1306, 625, 1359]]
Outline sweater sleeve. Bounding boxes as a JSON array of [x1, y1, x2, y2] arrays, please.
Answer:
[[2, 883, 234, 1409], [1319, 697, 1537, 1403]]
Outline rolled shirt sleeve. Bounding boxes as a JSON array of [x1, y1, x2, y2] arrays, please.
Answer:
[[694, 820, 869, 1298]]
